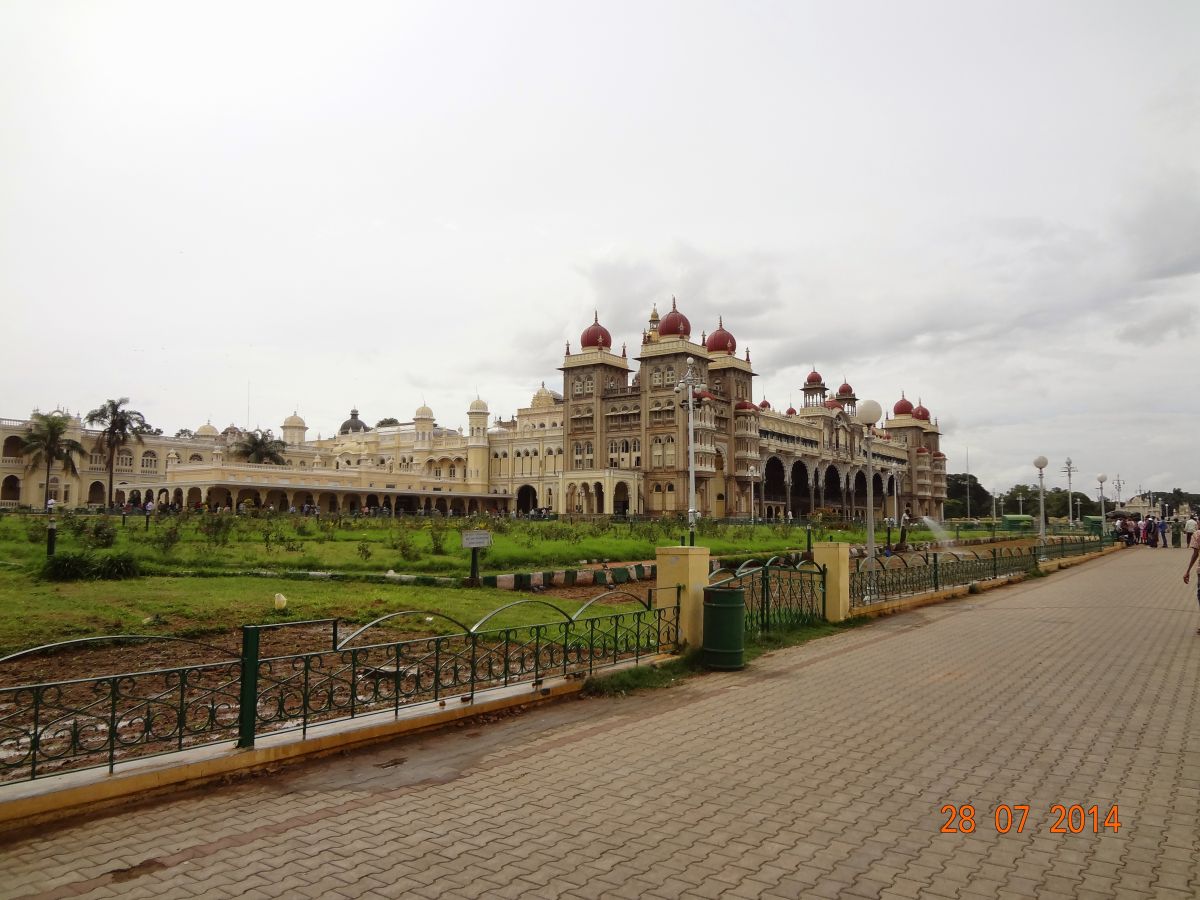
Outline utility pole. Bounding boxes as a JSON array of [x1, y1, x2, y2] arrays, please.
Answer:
[[1113, 474, 1124, 504], [965, 446, 971, 521], [1062, 457, 1077, 525]]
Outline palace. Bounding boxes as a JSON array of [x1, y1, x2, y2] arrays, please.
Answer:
[[0, 302, 947, 520]]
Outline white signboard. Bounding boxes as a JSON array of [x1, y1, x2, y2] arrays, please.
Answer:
[[461, 530, 493, 549]]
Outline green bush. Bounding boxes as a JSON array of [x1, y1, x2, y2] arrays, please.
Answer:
[[40, 550, 140, 581], [25, 519, 47, 544], [82, 517, 118, 549], [41, 551, 96, 581], [92, 552, 140, 579]]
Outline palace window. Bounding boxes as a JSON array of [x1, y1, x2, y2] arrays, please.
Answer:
[[141, 451, 158, 470], [652, 369, 662, 388]]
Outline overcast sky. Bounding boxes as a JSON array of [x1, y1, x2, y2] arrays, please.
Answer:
[[2, 1, 1197, 500]]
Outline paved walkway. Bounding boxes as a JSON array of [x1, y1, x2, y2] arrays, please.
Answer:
[[3, 546, 1198, 899]]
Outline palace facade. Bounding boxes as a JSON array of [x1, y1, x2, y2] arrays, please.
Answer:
[[0, 302, 947, 520]]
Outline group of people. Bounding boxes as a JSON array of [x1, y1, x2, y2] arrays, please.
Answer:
[[1113, 514, 1196, 548]]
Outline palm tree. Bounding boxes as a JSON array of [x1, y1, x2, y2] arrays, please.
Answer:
[[21, 412, 87, 510], [85, 398, 148, 508], [231, 429, 287, 465]]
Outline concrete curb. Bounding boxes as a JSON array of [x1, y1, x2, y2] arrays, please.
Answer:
[[0, 654, 674, 833]]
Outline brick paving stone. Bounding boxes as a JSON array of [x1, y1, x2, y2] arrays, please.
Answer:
[[3, 547, 1197, 900]]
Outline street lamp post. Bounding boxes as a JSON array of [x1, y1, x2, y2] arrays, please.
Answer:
[[674, 356, 706, 546], [1034, 456, 1048, 553], [1097, 473, 1107, 528], [854, 399, 884, 563], [748, 464, 758, 527]]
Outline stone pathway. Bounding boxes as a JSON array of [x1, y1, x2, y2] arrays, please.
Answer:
[[3, 545, 1197, 899]]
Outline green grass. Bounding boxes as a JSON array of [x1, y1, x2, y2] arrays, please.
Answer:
[[0, 511, 970, 580], [581, 617, 871, 697], [0, 569, 637, 656]]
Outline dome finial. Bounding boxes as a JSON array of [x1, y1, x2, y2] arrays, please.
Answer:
[[593, 310, 599, 324], [671, 296, 677, 310]]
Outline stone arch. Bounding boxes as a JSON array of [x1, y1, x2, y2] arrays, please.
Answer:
[[790, 460, 811, 518], [822, 464, 843, 512], [87, 480, 106, 505], [1, 474, 20, 503], [186, 487, 203, 508], [852, 470, 868, 519], [763, 456, 786, 508], [517, 484, 538, 513], [613, 481, 630, 515], [2, 436, 23, 458]]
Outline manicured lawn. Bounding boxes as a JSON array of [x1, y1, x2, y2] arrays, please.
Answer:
[[0, 510, 963, 579]]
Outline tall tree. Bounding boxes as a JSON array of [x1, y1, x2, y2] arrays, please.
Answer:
[[85, 398, 148, 507], [946, 474, 993, 518], [21, 412, 87, 509], [231, 429, 287, 465]]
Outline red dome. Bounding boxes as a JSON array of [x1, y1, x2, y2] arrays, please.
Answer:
[[932, 451, 946, 458], [806, 369, 823, 385], [824, 398, 843, 410], [893, 394, 914, 416], [705, 317, 736, 353], [692, 389, 716, 402], [659, 298, 690, 337], [916, 446, 930, 454], [735, 400, 758, 412], [758, 398, 771, 409], [785, 406, 797, 416], [838, 382, 853, 395], [913, 400, 930, 421], [580, 312, 612, 349]]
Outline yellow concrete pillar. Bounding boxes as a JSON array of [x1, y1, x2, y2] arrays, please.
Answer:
[[812, 542, 851, 622], [655, 545, 711, 649]]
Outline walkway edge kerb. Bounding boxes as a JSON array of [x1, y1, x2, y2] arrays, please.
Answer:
[[0, 655, 666, 834]]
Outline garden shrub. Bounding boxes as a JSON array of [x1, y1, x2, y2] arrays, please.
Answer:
[[198, 513, 235, 548], [41, 550, 141, 581], [82, 517, 118, 549], [41, 551, 96, 581], [92, 552, 140, 579], [25, 519, 47, 544]]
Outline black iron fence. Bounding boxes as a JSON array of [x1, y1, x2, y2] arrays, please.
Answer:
[[708, 557, 827, 632], [0, 590, 680, 783], [850, 536, 1110, 609]]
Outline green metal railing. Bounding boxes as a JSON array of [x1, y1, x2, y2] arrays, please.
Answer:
[[0, 590, 680, 782], [709, 557, 826, 631], [850, 536, 1110, 608]]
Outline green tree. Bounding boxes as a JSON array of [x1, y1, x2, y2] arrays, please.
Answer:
[[375, 417, 401, 428], [231, 429, 287, 465], [84, 397, 148, 508], [946, 474, 993, 518], [21, 412, 87, 509], [174, 428, 195, 439]]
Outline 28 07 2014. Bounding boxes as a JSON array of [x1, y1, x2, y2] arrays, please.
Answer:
[[940, 804, 1122, 834]]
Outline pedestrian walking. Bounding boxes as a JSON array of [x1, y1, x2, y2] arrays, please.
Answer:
[[1158, 517, 1168, 549], [1183, 527, 1200, 634]]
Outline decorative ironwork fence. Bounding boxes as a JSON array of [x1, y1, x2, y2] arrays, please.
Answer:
[[0, 590, 679, 783], [709, 557, 826, 631], [850, 536, 1110, 608]]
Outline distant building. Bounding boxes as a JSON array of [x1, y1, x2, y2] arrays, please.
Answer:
[[0, 301, 947, 519]]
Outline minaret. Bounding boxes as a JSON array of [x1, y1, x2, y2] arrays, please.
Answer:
[[414, 403, 434, 452], [466, 397, 489, 486]]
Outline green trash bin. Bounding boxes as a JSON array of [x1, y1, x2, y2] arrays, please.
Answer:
[[703, 586, 746, 671]]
